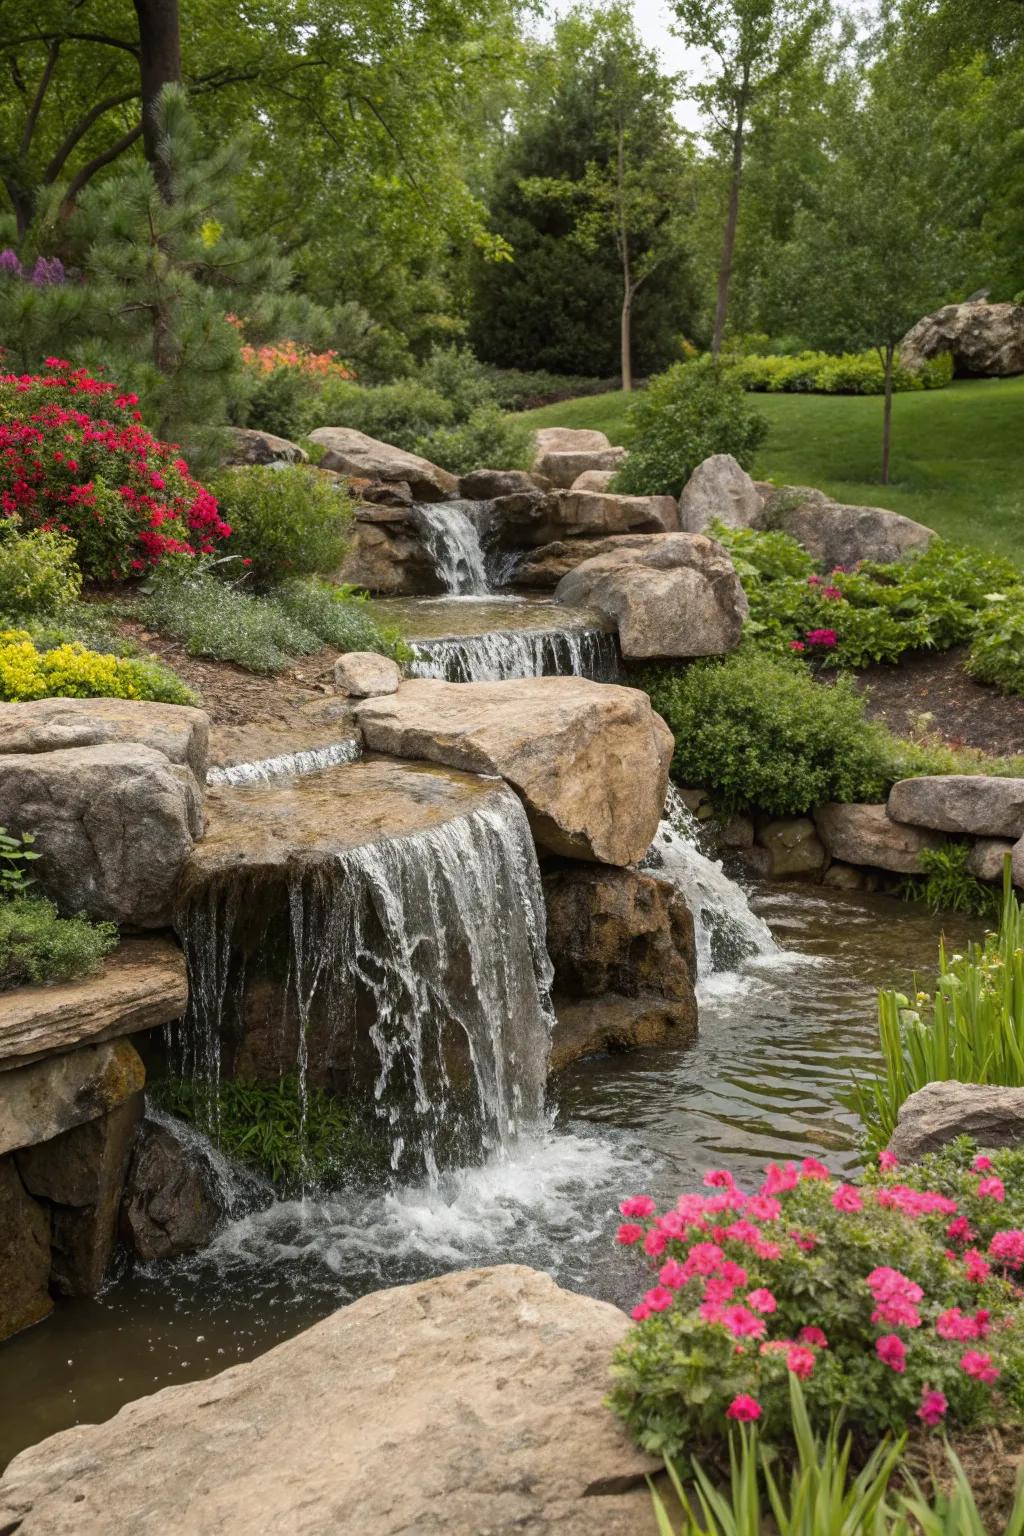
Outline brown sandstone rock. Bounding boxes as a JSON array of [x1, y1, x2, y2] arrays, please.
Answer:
[[774, 497, 933, 569], [0, 698, 210, 782], [0, 1039, 145, 1158], [501, 489, 676, 547], [755, 817, 829, 879], [533, 426, 612, 457], [459, 469, 549, 499], [515, 533, 670, 589], [543, 863, 696, 1000], [570, 468, 618, 492], [332, 651, 402, 698], [0, 1265, 659, 1536], [887, 776, 1024, 839], [967, 838, 1016, 882], [554, 533, 748, 659], [535, 448, 628, 489], [309, 427, 458, 500], [333, 512, 443, 595], [813, 802, 944, 873], [678, 454, 764, 534], [353, 677, 673, 865], [0, 1156, 52, 1342], [222, 427, 308, 466], [550, 996, 697, 1073]]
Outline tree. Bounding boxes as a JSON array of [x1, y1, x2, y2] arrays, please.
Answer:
[[671, 0, 833, 354], [517, 5, 693, 390], [469, 7, 698, 379], [769, 84, 969, 483]]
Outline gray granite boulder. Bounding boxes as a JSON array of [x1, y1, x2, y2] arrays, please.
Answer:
[[678, 454, 764, 534], [814, 802, 944, 873], [887, 776, 1024, 839], [888, 1081, 1024, 1161], [899, 301, 1024, 378]]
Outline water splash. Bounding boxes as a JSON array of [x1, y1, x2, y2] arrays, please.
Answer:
[[207, 739, 361, 787], [645, 787, 778, 986], [174, 786, 554, 1184], [414, 501, 490, 595], [407, 627, 619, 683]]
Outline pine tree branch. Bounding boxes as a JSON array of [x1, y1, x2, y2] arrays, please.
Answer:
[[43, 89, 141, 183], [59, 122, 144, 214]]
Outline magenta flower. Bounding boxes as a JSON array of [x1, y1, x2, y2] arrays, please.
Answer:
[[616, 1222, 644, 1246], [964, 1248, 992, 1283], [805, 628, 838, 648], [746, 1288, 777, 1315], [822, 586, 843, 600], [977, 1175, 1006, 1203], [786, 1344, 816, 1379], [659, 1259, 688, 1290], [704, 1169, 736, 1190], [960, 1350, 999, 1384], [620, 1195, 656, 1218], [831, 1184, 864, 1213], [798, 1325, 828, 1348], [989, 1229, 1024, 1268], [643, 1228, 667, 1258], [973, 1155, 994, 1173], [917, 1388, 948, 1427], [789, 640, 806, 652], [720, 1305, 767, 1339], [630, 1301, 650, 1321], [725, 1394, 761, 1422], [876, 1334, 907, 1373], [878, 1150, 899, 1171], [800, 1157, 830, 1181]]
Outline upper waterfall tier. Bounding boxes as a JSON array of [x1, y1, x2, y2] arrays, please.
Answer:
[[413, 501, 491, 595]]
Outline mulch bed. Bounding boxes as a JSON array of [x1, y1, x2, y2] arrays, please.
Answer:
[[852, 647, 1024, 757]]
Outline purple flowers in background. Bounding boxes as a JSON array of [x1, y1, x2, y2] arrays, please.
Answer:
[[0, 250, 66, 285]]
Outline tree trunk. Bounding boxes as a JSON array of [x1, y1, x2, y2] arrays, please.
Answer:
[[621, 289, 634, 393], [711, 83, 748, 358], [881, 342, 895, 485], [133, 0, 182, 199], [617, 124, 633, 392]]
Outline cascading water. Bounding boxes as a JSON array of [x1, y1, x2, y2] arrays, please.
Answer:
[[174, 783, 554, 1184], [645, 786, 777, 985], [206, 739, 361, 787], [413, 501, 491, 595], [407, 626, 619, 683]]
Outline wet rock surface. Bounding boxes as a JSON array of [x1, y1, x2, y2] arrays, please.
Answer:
[[0, 1265, 659, 1536], [0, 1156, 52, 1341], [120, 1119, 222, 1263], [0, 1041, 145, 1158]]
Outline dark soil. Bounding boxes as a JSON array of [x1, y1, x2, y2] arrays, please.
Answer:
[[853, 647, 1024, 756]]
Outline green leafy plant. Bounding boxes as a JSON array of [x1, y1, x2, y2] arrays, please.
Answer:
[[418, 402, 533, 473], [209, 466, 352, 589], [901, 1447, 1024, 1535], [898, 845, 1001, 920], [0, 896, 118, 989], [153, 1074, 374, 1189], [612, 357, 768, 498], [0, 827, 40, 899], [853, 874, 1024, 1149], [274, 579, 408, 659], [0, 626, 195, 704], [967, 596, 1024, 695], [724, 347, 953, 397], [0, 528, 82, 617]]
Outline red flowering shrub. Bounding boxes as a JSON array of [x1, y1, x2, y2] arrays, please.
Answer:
[[0, 360, 230, 579], [609, 1144, 1024, 1462]]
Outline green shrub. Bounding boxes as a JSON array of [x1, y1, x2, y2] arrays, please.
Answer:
[[853, 876, 1024, 1149], [0, 626, 196, 704], [274, 578, 408, 658], [482, 367, 611, 411], [304, 375, 453, 449], [418, 403, 533, 473], [609, 1143, 1024, 1462], [243, 365, 320, 441], [153, 1074, 375, 1190], [898, 843, 1002, 920], [0, 528, 82, 616], [613, 357, 768, 498], [725, 348, 954, 396], [0, 896, 118, 989], [208, 466, 351, 589], [640, 651, 892, 815], [967, 595, 1024, 695], [416, 344, 496, 418]]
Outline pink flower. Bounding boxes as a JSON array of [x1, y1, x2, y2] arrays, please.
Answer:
[[725, 1394, 761, 1422], [800, 1157, 830, 1181], [745, 1194, 782, 1222], [790, 1230, 818, 1253], [832, 1184, 863, 1213], [977, 1176, 1006, 1203], [918, 1388, 948, 1427], [973, 1155, 994, 1173], [947, 1216, 974, 1245], [643, 1228, 667, 1258], [878, 1150, 899, 1171], [822, 586, 843, 600], [616, 1223, 644, 1246], [761, 1162, 799, 1196], [725, 1220, 763, 1246], [685, 1242, 725, 1276], [620, 1195, 656, 1218], [805, 628, 838, 648], [704, 1276, 738, 1304], [644, 1286, 675, 1313], [960, 1350, 999, 1384], [753, 1239, 782, 1260], [659, 1259, 688, 1290], [789, 640, 806, 652], [786, 1344, 816, 1379], [876, 1335, 907, 1373], [630, 1302, 650, 1321], [703, 1169, 736, 1190], [937, 1308, 990, 1341], [964, 1248, 992, 1283], [720, 1305, 767, 1339], [656, 1210, 688, 1239], [798, 1326, 828, 1348], [989, 1230, 1024, 1269], [720, 1260, 749, 1289], [746, 1288, 777, 1315]]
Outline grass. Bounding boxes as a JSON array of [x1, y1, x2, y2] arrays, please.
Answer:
[[518, 376, 1024, 562]]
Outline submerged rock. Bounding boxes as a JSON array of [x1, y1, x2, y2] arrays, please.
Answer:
[[353, 677, 673, 866], [550, 996, 696, 1073], [678, 453, 764, 534], [889, 1081, 1024, 1161], [899, 300, 1024, 377], [309, 426, 458, 501], [554, 532, 748, 660], [0, 1265, 659, 1535]]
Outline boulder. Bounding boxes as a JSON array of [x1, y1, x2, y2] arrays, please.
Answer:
[[334, 511, 442, 596], [554, 533, 748, 660], [887, 776, 1024, 839], [497, 490, 677, 548], [0, 1039, 145, 1157], [459, 469, 548, 499], [536, 448, 627, 489], [353, 677, 673, 866], [120, 1118, 221, 1263], [550, 997, 697, 1074], [533, 426, 612, 457], [888, 1081, 1024, 1161], [357, 480, 414, 507], [332, 651, 403, 698], [570, 469, 618, 493], [543, 863, 697, 1001], [0, 1156, 52, 1341], [898, 301, 1024, 378], [813, 802, 944, 873], [968, 838, 1016, 882], [308, 427, 459, 501], [774, 497, 934, 569], [0, 939, 187, 1072], [0, 1265, 660, 1536], [678, 454, 765, 534], [0, 698, 210, 782], [822, 861, 880, 892], [756, 817, 829, 879], [0, 743, 204, 927], [17, 1093, 143, 1295], [222, 427, 309, 467], [515, 533, 669, 589]]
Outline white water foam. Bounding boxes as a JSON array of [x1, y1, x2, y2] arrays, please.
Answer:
[[414, 501, 491, 595], [206, 739, 361, 787], [407, 627, 619, 683]]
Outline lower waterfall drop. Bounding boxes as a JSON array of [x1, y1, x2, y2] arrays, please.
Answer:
[[407, 626, 619, 683], [174, 784, 554, 1184], [413, 501, 491, 594]]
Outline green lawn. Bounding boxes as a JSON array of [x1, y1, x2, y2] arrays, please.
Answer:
[[520, 376, 1024, 562]]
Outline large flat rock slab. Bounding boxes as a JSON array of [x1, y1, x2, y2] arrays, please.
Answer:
[[354, 678, 673, 866], [887, 775, 1024, 839], [814, 802, 945, 873], [0, 1265, 659, 1536], [0, 939, 186, 1071], [309, 427, 458, 501], [0, 1039, 144, 1157], [0, 699, 209, 782]]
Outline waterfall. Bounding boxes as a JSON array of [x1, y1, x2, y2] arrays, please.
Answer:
[[407, 627, 620, 683], [414, 501, 491, 595], [646, 787, 777, 983], [207, 739, 361, 787], [174, 785, 554, 1185]]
